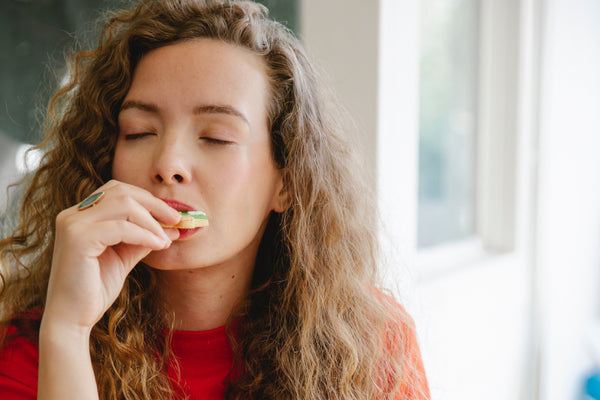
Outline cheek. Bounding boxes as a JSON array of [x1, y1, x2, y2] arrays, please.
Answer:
[[220, 158, 249, 182], [112, 145, 142, 182], [203, 159, 248, 200], [208, 154, 279, 208]]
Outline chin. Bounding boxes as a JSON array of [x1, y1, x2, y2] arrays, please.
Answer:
[[142, 249, 206, 271]]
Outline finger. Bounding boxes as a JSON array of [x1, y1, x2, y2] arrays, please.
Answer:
[[113, 183, 181, 226], [86, 197, 173, 243], [89, 220, 170, 256], [60, 198, 172, 246], [164, 228, 180, 241], [70, 181, 181, 227]]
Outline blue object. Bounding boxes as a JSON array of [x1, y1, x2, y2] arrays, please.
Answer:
[[585, 372, 600, 399]]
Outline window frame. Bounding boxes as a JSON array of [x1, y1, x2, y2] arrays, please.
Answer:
[[377, 0, 524, 282]]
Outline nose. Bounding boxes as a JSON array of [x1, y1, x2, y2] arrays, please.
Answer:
[[151, 137, 192, 185]]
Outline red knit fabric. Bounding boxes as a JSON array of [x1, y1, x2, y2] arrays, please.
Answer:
[[0, 323, 235, 400], [0, 311, 429, 399], [168, 325, 235, 400], [0, 325, 38, 399]]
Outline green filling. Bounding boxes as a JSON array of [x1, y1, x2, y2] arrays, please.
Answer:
[[180, 211, 207, 220]]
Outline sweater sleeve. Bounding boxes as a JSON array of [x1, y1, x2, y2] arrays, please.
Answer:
[[375, 291, 430, 400], [393, 311, 430, 400], [0, 326, 39, 400]]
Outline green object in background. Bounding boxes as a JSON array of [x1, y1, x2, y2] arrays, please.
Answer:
[[0, 0, 125, 144], [257, 0, 298, 33], [0, 0, 297, 144]]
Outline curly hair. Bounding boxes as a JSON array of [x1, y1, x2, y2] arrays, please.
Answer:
[[0, 0, 427, 399]]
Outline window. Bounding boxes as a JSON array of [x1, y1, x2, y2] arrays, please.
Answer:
[[417, 0, 481, 249], [366, 0, 521, 280]]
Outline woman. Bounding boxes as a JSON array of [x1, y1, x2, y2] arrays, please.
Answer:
[[0, 0, 430, 399]]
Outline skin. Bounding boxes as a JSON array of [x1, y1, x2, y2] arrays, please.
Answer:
[[39, 39, 285, 399]]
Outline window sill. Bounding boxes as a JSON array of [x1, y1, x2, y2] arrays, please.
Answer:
[[416, 236, 515, 282]]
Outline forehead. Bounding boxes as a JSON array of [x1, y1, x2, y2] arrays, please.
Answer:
[[125, 39, 270, 122]]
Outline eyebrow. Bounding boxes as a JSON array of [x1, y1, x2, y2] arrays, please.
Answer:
[[120, 100, 249, 126]]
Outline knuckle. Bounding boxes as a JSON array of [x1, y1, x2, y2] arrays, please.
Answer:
[[63, 223, 79, 237], [106, 179, 120, 188], [123, 195, 137, 209], [55, 209, 71, 228], [58, 221, 82, 244], [115, 220, 128, 230], [56, 209, 68, 222]]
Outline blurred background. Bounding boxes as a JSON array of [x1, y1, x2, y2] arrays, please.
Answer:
[[1, 0, 599, 399]]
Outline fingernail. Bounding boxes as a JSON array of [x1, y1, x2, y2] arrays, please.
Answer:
[[165, 228, 180, 241]]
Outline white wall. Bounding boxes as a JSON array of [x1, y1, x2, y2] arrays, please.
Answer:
[[300, 0, 379, 185], [536, 0, 600, 398]]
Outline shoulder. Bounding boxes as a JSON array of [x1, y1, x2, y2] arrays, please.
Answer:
[[372, 289, 431, 400], [0, 311, 41, 399], [373, 290, 418, 359], [371, 288, 416, 339]]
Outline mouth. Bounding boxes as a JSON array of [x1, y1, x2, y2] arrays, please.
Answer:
[[177, 227, 202, 239], [160, 198, 196, 212], [159, 199, 207, 240]]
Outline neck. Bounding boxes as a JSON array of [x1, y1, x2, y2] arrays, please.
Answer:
[[156, 262, 253, 331]]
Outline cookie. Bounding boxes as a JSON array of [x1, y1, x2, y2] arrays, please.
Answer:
[[161, 211, 209, 229]]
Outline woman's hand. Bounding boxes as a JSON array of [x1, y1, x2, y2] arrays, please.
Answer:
[[38, 180, 181, 399], [41, 180, 181, 332]]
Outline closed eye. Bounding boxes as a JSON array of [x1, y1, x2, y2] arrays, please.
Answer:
[[124, 132, 155, 140], [201, 137, 233, 145]]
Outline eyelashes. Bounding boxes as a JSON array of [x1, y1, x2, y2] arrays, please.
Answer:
[[123, 132, 233, 146], [124, 132, 155, 141], [200, 137, 233, 146]]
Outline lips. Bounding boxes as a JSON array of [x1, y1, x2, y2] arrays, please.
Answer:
[[160, 198, 205, 240], [160, 198, 196, 212]]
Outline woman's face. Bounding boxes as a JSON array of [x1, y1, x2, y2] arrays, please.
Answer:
[[112, 39, 284, 272]]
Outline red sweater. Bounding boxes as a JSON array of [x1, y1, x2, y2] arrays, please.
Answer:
[[0, 323, 235, 400], [168, 325, 236, 399], [0, 313, 429, 399]]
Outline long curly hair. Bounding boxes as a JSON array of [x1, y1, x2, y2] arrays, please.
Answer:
[[0, 0, 427, 398]]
